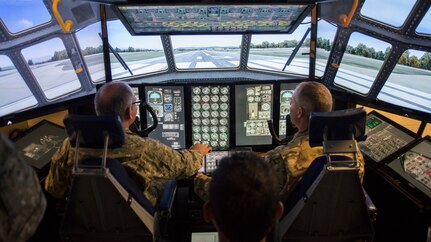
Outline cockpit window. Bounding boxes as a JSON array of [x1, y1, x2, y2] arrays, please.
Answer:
[[171, 35, 241, 69], [316, 19, 337, 77], [75, 22, 105, 83], [378, 49, 431, 113], [21, 38, 81, 100], [0, 1, 51, 33], [360, 0, 416, 27], [0, 55, 37, 116], [248, 17, 311, 75], [334, 32, 391, 94], [416, 8, 431, 35], [107, 20, 168, 79]]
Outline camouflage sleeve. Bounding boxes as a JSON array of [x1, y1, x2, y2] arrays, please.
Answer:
[[44, 138, 73, 199], [143, 138, 203, 179], [0, 134, 46, 242], [193, 173, 211, 202]]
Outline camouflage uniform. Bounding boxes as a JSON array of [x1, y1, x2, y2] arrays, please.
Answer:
[[194, 131, 364, 202], [265, 130, 365, 201], [0, 133, 46, 242], [45, 129, 203, 206]]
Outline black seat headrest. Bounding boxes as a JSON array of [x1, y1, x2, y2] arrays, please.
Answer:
[[309, 108, 366, 147], [63, 115, 125, 149]]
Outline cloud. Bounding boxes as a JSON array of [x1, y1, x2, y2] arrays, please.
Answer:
[[19, 19, 33, 28]]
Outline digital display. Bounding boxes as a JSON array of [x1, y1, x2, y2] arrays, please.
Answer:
[[279, 83, 297, 137], [115, 5, 309, 35], [388, 139, 431, 198], [145, 86, 185, 149], [235, 84, 273, 146], [358, 112, 415, 162], [191, 85, 230, 150]]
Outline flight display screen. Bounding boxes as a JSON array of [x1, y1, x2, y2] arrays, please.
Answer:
[[191, 85, 230, 150], [145, 86, 185, 149], [235, 84, 273, 146], [115, 5, 309, 35], [387, 138, 431, 198], [279, 83, 297, 137], [358, 112, 416, 163]]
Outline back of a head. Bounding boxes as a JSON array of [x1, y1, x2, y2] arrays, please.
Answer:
[[94, 81, 134, 120], [210, 152, 279, 242], [296, 81, 333, 114]]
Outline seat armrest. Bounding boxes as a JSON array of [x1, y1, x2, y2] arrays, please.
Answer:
[[363, 187, 377, 222], [157, 180, 177, 211], [155, 180, 177, 241]]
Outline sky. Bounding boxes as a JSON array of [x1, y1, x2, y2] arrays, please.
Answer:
[[0, 0, 430, 67]]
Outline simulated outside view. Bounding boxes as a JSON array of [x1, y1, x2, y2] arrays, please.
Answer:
[[0, 1, 431, 117]]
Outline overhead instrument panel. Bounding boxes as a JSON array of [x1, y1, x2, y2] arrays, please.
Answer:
[[145, 86, 186, 149], [279, 83, 298, 137], [114, 5, 310, 35], [191, 85, 230, 150], [387, 138, 431, 198], [358, 111, 416, 163], [235, 84, 273, 146]]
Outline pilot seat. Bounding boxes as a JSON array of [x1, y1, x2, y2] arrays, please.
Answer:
[[60, 115, 176, 242]]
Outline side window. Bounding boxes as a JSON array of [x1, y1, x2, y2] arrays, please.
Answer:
[[334, 32, 391, 94], [0, 55, 37, 116], [360, 0, 416, 27], [0, 1, 51, 33], [75, 22, 105, 83], [316, 19, 337, 77], [416, 8, 431, 35], [21, 38, 81, 100], [378, 50, 431, 113]]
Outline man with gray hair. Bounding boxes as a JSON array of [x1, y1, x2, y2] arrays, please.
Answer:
[[45, 81, 211, 206]]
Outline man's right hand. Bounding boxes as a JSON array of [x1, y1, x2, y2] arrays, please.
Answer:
[[191, 143, 212, 156]]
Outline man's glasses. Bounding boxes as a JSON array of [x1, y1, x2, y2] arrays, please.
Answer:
[[132, 100, 142, 107]]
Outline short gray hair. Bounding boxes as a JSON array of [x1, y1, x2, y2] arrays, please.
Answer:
[[295, 81, 333, 114], [94, 81, 135, 121]]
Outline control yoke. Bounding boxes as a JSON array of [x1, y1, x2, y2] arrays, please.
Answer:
[[131, 102, 158, 137]]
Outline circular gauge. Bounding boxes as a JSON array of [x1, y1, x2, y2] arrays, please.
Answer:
[[280, 104, 290, 114], [202, 118, 210, 125], [219, 133, 228, 140], [202, 87, 210, 94], [257, 122, 263, 127], [221, 87, 229, 94], [211, 103, 219, 110], [211, 95, 219, 102], [211, 87, 220, 95], [192, 126, 201, 133], [202, 126, 210, 133], [262, 103, 270, 111], [246, 88, 255, 96], [262, 94, 271, 102], [211, 118, 219, 125], [164, 113, 173, 122], [219, 126, 228, 133], [220, 95, 229, 102], [220, 111, 228, 118], [193, 133, 201, 140], [202, 140, 209, 145], [192, 95, 201, 102], [202, 133, 210, 140], [211, 111, 219, 118], [220, 118, 227, 125], [202, 95, 210, 102], [220, 103, 229, 110], [193, 111, 201, 118], [192, 119, 201, 125], [211, 133, 219, 140], [202, 103, 210, 110], [193, 140, 200, 145], [210, 126, 218, 133], [193, 87, 201, 94], [247, 96, 254, 102], [193, 103, 201, 110], [250, 122, 256, 128], [174, 105, 182, 112], [219, 141, 227, 147], [211, 141, 218, 147], [164, 95, 172, 103], [202, 111, 210, 118]]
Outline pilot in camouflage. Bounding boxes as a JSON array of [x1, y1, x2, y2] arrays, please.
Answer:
[[0, 133, 46, 242], [45, 81, 210, 206]]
